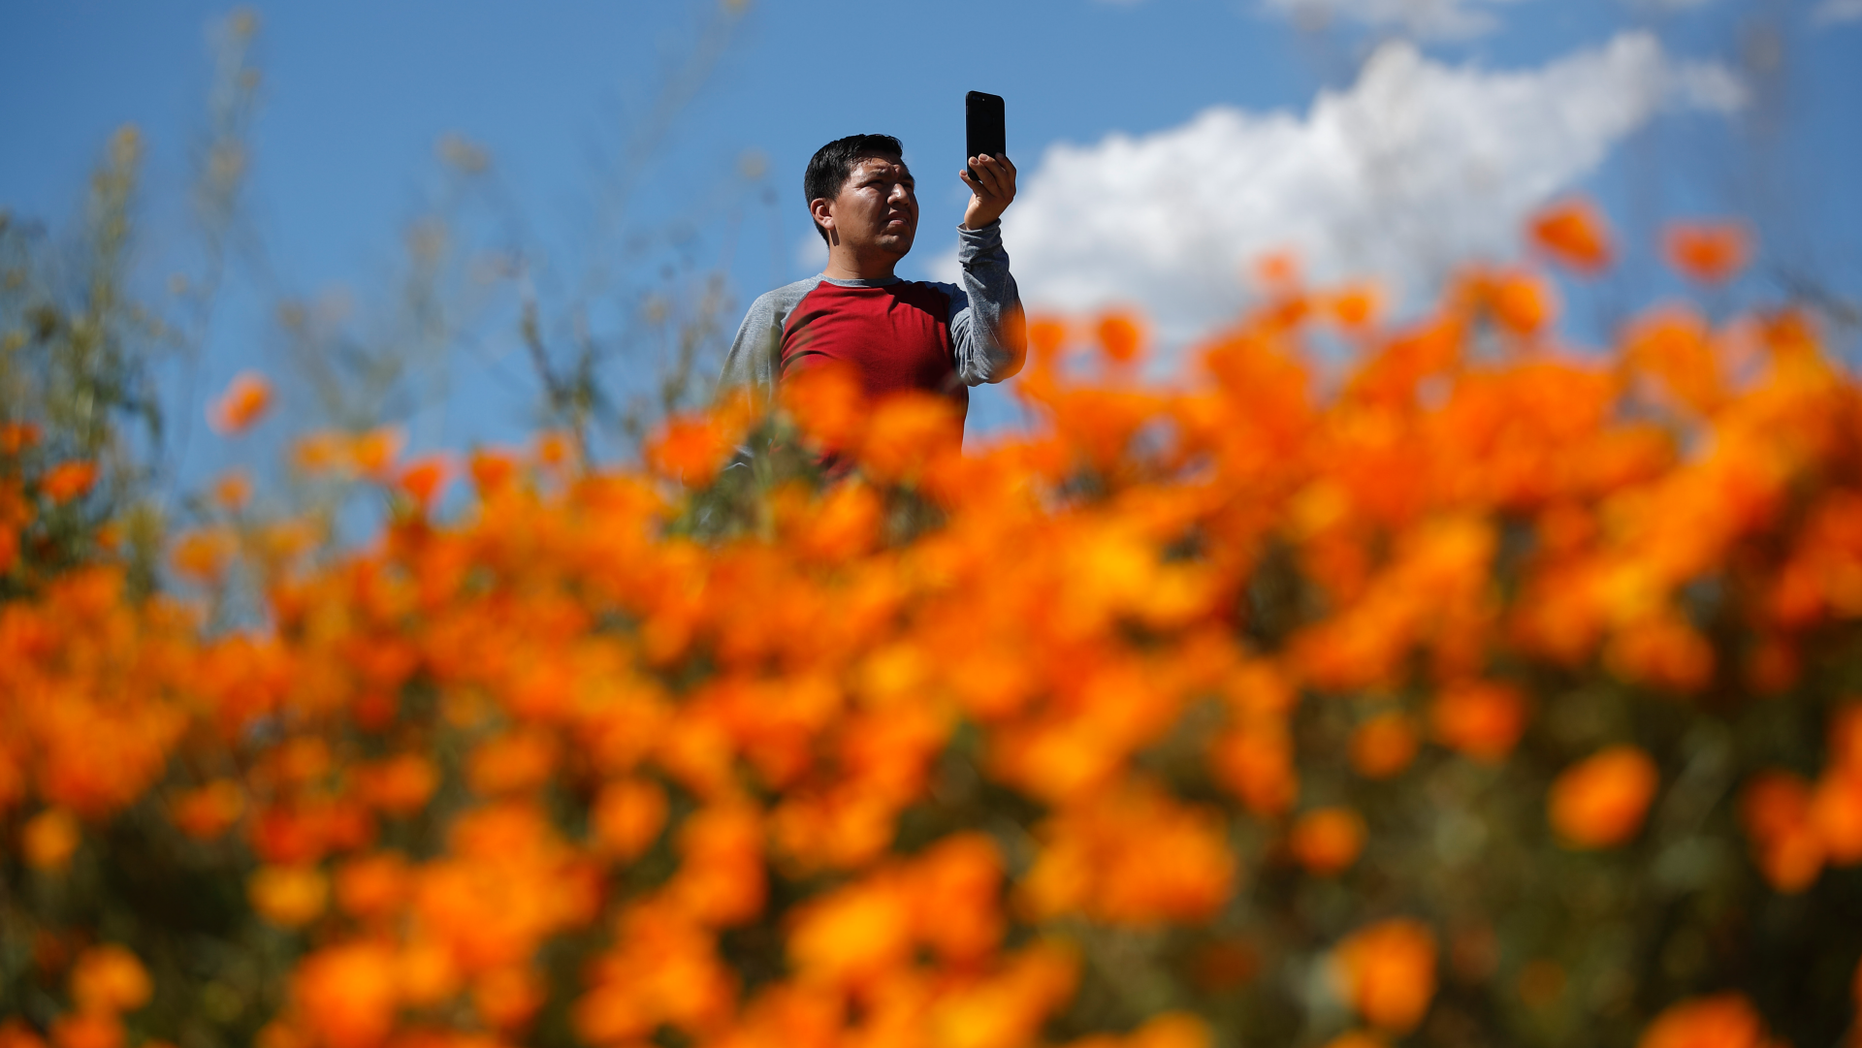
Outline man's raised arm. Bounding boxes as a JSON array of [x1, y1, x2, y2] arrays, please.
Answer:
[[950, 152, 1025, 386], [949, 221, 1026, 385]]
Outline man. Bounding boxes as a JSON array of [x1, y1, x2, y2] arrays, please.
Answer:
[[718, 133, 1025, 428]]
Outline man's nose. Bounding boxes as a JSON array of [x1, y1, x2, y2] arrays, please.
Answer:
[[889, 182, 914, 206]]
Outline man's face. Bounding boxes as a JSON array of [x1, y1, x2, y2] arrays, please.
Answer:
[[826, 155, 918, 258]]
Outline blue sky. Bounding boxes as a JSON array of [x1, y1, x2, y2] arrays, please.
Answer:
[[3, 0, 1860, 476]]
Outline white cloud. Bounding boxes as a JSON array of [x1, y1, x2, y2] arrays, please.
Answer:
[[1262, 0, 1528, 40], [1814, 0, 1862, 23], [975, 32, 1743, 345]]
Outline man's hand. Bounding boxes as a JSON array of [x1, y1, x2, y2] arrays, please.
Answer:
[[959, 153, 1017, 230]]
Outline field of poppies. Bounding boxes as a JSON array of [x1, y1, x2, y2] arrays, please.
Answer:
[[3, 191, 1860, 1048]]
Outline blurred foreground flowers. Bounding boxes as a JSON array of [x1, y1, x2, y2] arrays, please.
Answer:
[[5, 205, 1862, 1048]]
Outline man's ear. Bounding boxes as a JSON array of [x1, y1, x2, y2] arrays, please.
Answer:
[[809, 197, 836, 242]]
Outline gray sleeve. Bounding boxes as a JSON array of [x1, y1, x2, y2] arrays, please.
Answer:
[[718, 292, 785, 397], [719, 277, 826, 397], [946, 220, 1026, 386]]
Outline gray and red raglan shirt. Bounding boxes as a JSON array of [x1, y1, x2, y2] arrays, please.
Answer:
[[717, 220, 1026, 424]]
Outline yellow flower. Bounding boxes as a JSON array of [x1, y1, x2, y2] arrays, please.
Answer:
[[69, 944, 151, 1014], [23, 809, 80, 872], [249, 865, 330, 928]]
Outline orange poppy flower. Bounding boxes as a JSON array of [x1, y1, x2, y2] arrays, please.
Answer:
[[398, 454, 453, 508], [590, 778, 669, 862], [0, 1019, 49, 1048], [1528, 197, 1613, 273], [334, 852, 410, 921], [1350, 712, 1420, 780], [68, 945, 151, 1014], [23, 809, 81, 871], [207, 371, 274, 435], [1663, 221, 1750, 285], [1254, 250, 1301, 290], [1290, 807, 1368, 876], [1739, 771, 1824, 892], [1331, 919, 1438, 1032], [1326, 283, 1384, 329], [1812, 770, 1862, 864], [49, 1013, 121, 1048], [40, 461, 98, 505], [779, 363, 866, 453], [249, 865, 330, 928], [293, 942, 400, 1048], [350, 426, 406, 477], [1027, 316, 1069, 366], [468, 447, 519, 494], [171, 780, 245, 840], [1095, 312, 1145, 364], [1431, 681, 1528, 763], [1, 422, 42, 454], [644, 413, 739, 488], [353, 754, 439, 817], [472, 964, 545, 1031], [211, 470, 252, 511], [858, 393, 962, 483], [1637, 993, 1766, 1048], [1548, 746, 1659, 848], [1485, 268, 1558, 338]]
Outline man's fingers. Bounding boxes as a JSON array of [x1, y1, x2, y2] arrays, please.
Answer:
[[977, 154, 1015, 199], [970, 156, 1008, 197], [962, 155, 1016, 220], [959, 155, 1015, 229], [986, 155, 1016, 197], [963, 160, 999, 199]]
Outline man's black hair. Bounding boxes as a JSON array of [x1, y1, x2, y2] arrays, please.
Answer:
[[804, 134, 905, 245]]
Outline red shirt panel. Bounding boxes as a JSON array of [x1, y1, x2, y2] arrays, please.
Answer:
[[779, 280, 968, 419]]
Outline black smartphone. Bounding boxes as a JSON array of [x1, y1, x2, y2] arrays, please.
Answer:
[[965, 91, 1006, 183]]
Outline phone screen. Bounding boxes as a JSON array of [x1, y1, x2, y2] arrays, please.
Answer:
[[966, 91, 1006, 182]]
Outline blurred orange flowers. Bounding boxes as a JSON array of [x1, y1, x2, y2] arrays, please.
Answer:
[[0, 422, 40, 455], [1331, 919, 1438, 1032], [68, 945, 151, 1015], [7, 198, 1860, 1047], [249, 865, 330, 927], [1289, 807, 1367, 876], [1431, 680, 1527, 763], [1638, 993, 1767, 1048], [1663, 220, 1751, 285], [1549, 746, 1659, 848], [1095, 312, 1145, 364], [22, 808, 80, 870], [1529, 197, 1614, 273], [207, 370, 274, 435], [1349, 712, 1419, 779], [40, 461, 97, 505]]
